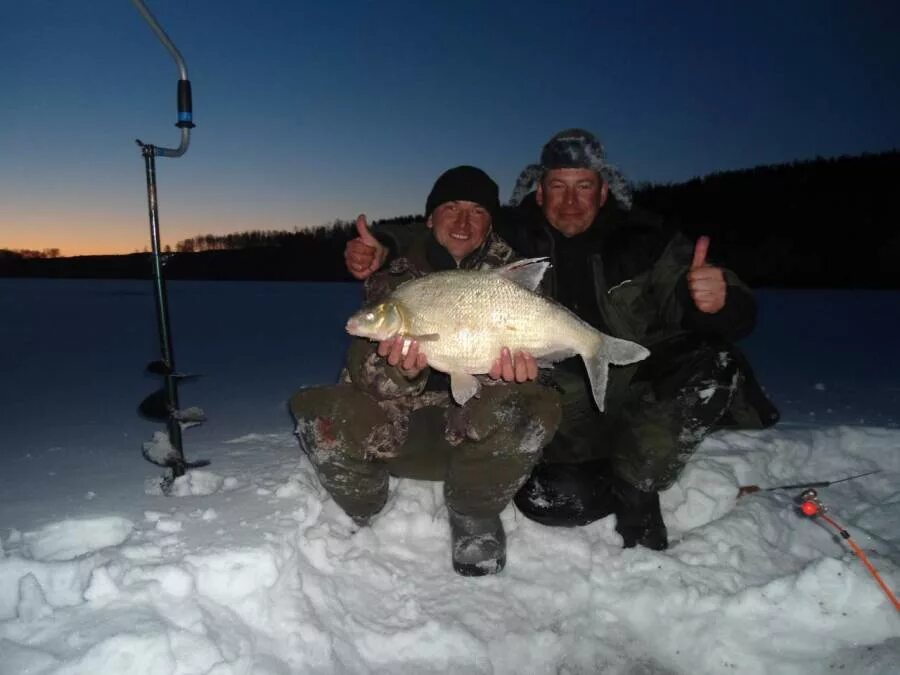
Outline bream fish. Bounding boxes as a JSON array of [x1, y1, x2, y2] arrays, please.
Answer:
[[346, 258, 649, 410]]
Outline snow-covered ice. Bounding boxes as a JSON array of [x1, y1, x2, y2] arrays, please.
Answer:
[[0, 279, 898, 674]]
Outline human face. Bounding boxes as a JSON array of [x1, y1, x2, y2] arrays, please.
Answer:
[[427, 200, 492, 262], [536, 168, 608, 237]]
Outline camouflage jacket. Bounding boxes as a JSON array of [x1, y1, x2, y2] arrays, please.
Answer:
[[342, 226, 517, 404]]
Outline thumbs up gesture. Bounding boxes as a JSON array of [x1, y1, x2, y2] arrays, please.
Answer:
[[344, 214, 388, 280], [687, 235, 727, 313]]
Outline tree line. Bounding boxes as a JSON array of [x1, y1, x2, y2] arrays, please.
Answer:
[[631, 151, 899, 287], [0, 248, 61, 260], [171, 216, 422, 253], [2, 151, 897, 287]]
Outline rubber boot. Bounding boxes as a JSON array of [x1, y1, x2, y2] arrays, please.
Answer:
[[448, 508, 506, 576], [350, 513, 375, 528], [613, 480, 668, 551], [514, 460, 619, 527]]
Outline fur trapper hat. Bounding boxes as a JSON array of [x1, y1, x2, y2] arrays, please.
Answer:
[[509, 128, 632, 209]]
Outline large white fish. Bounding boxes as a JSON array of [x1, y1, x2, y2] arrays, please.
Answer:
[[346, 258, 649, 411]]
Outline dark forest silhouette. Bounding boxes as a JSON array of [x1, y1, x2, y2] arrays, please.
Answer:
[[2, 151, 897, 288]]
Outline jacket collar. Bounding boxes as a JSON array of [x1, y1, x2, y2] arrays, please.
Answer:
[[425, 230, 493, 271]]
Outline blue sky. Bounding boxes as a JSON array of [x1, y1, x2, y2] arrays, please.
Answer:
[[2, 0, 898, 255]]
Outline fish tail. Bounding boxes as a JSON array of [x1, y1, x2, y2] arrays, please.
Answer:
[[582, 334, 650, 412]]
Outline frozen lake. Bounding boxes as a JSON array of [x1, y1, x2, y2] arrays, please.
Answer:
[[2, 278, 897, 459]]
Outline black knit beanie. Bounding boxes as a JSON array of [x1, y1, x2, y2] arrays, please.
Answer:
[[425, 165, 500, 222]]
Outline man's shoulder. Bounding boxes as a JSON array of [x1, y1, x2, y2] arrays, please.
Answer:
[[506, 192, 545, 228], [484, 231, 517, 265], [495, 196, 550, 256], [462, 231, 517, 271], [601, 198, 677, 244], [600, 195, 666, 229]]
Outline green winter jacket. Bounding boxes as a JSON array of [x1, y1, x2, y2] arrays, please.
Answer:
[[495, 194, 779, 427]]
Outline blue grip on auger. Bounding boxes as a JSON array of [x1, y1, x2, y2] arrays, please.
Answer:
[[176, 80, 195, 129]]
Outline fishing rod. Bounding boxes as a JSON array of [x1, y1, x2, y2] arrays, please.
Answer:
[[796, 488, 899, 612], [737, 470, 880, 498], [738, 469, 897, 611], [132, 0, 207, 487]]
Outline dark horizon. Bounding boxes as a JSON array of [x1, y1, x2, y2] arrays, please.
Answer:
[[4, 146, 898, 260], [3, 150, 898, 290]]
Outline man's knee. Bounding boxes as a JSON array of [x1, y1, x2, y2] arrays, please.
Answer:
[[690, 340, 742, 393], [289, 384, 397, 463], [609, 414, 678, 490], [459, 382, 560, 443], [641, 336, 740, 401], [523, 382, 563, 439], [443, 384, 560, 517], [290, 384, 394, 521], [615, 446, 687, 492]]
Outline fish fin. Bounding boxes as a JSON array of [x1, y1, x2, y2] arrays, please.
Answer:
[[603, 334, 651, 366], [583, 335, 650, 412], [534, 348, 577, 367], [450, 373, 481, 406], [496, 257, 551, 291], [397, 333, 440, 356]]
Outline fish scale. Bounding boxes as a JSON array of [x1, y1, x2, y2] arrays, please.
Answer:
[[393, 271, 581, 371]]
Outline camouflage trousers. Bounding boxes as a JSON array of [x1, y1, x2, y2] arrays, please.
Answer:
[[541, 335, 743, 491], [289, 382, 561, 521]]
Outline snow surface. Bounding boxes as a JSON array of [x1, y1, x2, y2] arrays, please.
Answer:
[[1, 279, 898, 674]]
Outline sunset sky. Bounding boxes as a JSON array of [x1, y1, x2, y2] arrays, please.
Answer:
[[2, 0, 898, 256]]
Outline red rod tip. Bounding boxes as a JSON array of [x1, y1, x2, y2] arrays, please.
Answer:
[[801, 501, 819, 516]]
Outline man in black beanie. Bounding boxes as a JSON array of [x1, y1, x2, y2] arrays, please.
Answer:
[[291, 165, 560, 576], [346, 165, 504, 279]]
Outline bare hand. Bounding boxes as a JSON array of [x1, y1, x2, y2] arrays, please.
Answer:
[[378, 336, 428, 378], [345, 214, 388, 280], [488, 347, 538, 382], [687, 235, 726, 314]]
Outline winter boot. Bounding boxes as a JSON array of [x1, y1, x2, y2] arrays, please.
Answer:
[[349, 513, 375, 528], [613, 480, 668, 551], [448, 508, 506, 576], [514, 459, 619, 527]]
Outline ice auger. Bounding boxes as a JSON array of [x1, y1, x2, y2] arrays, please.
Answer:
[[132, 0, 208, 488]]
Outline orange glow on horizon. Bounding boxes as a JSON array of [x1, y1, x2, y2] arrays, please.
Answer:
[[1, 212, 322, 257], [3, 227, 176, 257]]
